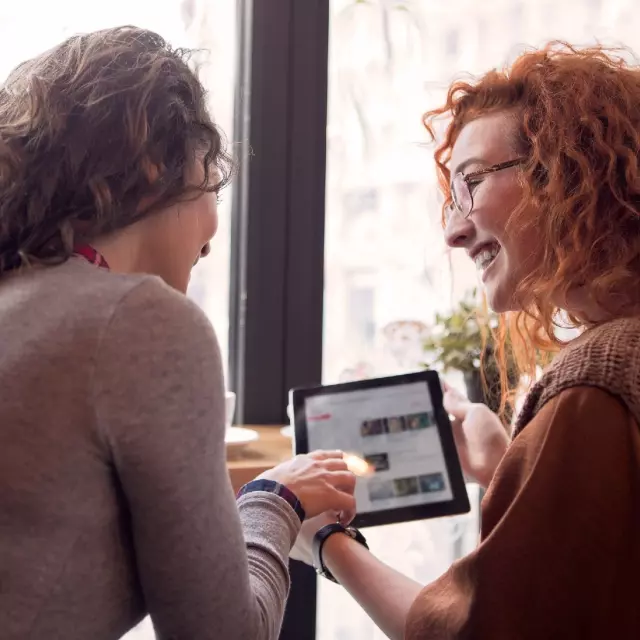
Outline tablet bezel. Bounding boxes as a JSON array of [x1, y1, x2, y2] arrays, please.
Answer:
[[290, 370, 470, 529]]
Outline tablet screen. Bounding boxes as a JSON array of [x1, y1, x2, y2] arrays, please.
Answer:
[[300, 378, 456, 517]]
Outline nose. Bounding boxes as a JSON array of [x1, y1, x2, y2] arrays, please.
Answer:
[[443, 208, 476, 249]]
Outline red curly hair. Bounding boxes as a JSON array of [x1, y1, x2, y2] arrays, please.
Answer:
[[424, 43, 640, 407]]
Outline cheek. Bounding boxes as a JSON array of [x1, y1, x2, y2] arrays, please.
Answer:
[[208, 196, 220, 237], [197, 192, 219, 240], [179, 194, 218, 252], [169, 194, 219, 262], [476, 181, 524, 244]]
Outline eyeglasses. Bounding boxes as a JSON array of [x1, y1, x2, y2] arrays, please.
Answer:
[[445, 157, 526, 222]]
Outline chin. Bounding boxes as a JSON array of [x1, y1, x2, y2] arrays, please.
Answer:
[[484, 280, 517, 314]]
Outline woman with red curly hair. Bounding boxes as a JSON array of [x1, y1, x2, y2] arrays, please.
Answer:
[[291, 43, 640, 638]]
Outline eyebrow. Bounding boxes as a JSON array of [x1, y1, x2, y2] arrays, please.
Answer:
[[451, 156, 488, 176]]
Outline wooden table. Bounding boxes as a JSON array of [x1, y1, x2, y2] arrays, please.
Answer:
[[226, 426, 293, 493]]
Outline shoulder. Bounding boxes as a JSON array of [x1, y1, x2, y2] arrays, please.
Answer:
[[500, 385, 636, 501], [101, 271, 219, 361], [485, 385, 635, 530], [22, 258, 161, 330], [49, 257, 215, 339], [110, 272, 211, 328], [514, 317, 640, 436], [561, 317, 640, 368], [518, 386, 631, 444], [41, 258, 222, 371], [549, 317, 640, 383], [92, 268, 224, 432]]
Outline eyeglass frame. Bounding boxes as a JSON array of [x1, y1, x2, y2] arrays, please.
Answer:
[[446, 157, 526, 221]]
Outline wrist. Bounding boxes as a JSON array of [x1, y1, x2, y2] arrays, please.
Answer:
[[237, 479, 306, 523], [322, 530, 372, 584], [323, 527, 359, 557], [313, 523, 368, 583]]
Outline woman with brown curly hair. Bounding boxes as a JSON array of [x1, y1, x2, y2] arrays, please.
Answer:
[[0, 26, 357, 640], [291, 43, 640, 639]]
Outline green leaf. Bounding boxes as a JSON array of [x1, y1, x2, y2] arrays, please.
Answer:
[[422, 289, 515, 376]]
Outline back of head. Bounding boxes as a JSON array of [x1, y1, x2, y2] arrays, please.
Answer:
[[0, 25, 231, 273]]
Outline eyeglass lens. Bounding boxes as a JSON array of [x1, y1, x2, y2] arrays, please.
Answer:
[[451, 173, 472, 217]]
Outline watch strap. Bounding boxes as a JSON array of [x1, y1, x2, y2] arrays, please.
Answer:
[[312, 523, 369, 583], [236, 479, 306, 523]]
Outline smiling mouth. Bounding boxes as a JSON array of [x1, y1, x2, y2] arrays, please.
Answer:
[[474, 243, 501, 272]]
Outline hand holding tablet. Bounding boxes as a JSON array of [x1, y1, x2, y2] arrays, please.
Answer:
[[290, 371, 470, 528], [443, 385, 510, 488]]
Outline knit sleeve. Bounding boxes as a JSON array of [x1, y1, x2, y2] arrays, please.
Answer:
[[405, 386, 640, 640]]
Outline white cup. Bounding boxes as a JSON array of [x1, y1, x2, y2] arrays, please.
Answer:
[[225, 391, 236, 430]]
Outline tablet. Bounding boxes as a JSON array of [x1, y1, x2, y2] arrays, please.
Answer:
[[290, 371, 470, 528]]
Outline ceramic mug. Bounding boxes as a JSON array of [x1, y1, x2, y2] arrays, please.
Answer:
[[225, 391, 236, 430]]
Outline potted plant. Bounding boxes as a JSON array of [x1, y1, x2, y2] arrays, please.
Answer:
[[422, 290, 519, 418]]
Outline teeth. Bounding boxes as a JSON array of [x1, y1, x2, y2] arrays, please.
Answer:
[[474, 246, 500, 270]]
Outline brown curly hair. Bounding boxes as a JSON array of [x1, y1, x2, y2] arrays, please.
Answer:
[[0, 26, 232, 274], [424, 42, 640, 403]]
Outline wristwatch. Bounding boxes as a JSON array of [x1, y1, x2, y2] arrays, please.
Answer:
[[312, 522, 369, 583]]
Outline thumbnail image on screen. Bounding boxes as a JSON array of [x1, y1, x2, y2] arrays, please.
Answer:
[[360, 412, 434, 438]]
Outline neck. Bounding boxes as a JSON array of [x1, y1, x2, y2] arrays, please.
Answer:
[[89, 228, 145, 275], [563, 287, 640, 325]]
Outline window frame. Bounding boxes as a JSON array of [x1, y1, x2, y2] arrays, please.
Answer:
[[229, 1, 330, 638]]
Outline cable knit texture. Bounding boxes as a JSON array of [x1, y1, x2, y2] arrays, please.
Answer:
[[514, 317, 640, 437]]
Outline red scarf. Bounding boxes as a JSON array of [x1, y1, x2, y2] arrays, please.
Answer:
[[74, 245, 110, 270]]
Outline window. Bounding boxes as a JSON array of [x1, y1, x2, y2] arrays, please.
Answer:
[[445, 28, 459, 59], [343, 188, 379, 218], [0, 0, 236, 383], [182, 0, 236, 381], [321, 0, 640, 637], [347, 283, 376, 345], [510, 2, 523, 38]]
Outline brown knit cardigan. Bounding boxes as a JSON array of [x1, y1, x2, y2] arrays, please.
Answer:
[[514, 317, 640, 437]]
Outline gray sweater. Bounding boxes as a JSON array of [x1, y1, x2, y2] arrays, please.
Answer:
[[0, 258, 300, 640]]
